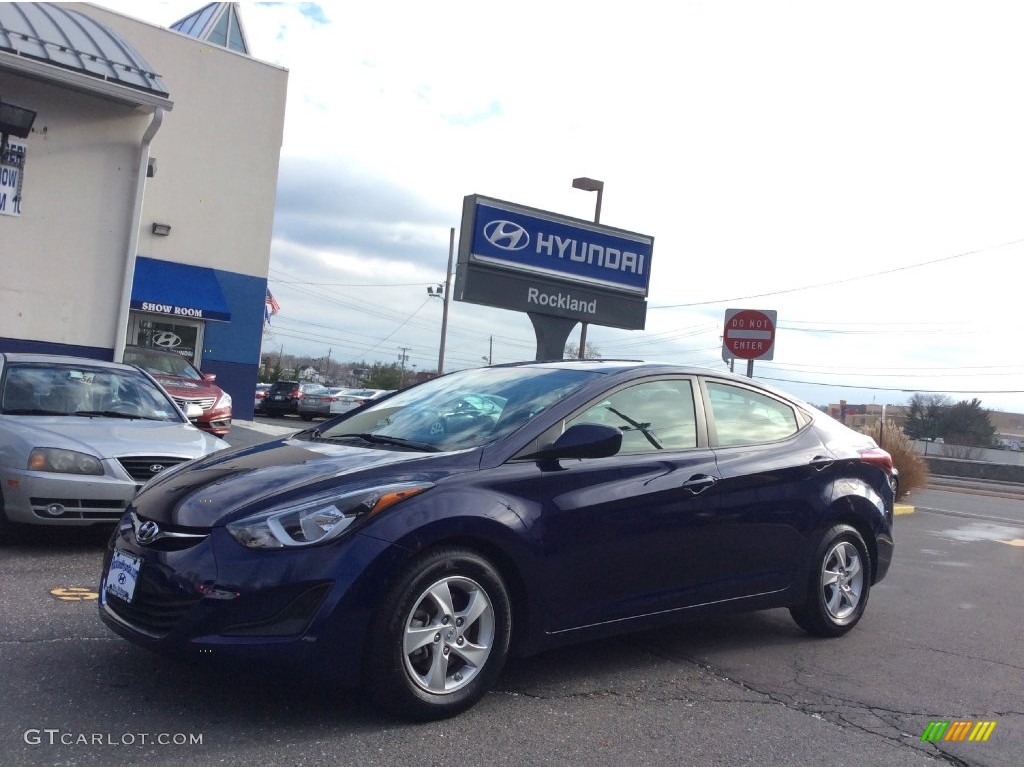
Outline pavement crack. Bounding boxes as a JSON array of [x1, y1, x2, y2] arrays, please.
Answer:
[[0, 636, 117, 645], [624, 638, 957, 764]]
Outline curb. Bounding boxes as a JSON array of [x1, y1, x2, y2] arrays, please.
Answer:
[[231, 420, 298, 436]]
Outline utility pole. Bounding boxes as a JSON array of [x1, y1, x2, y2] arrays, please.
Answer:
[[398, 346, 410, 387]]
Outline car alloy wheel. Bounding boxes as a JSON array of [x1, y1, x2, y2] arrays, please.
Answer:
[[790, 524, 871, 637], [402, 575, 495, 695], [365, 547, 511, 721]]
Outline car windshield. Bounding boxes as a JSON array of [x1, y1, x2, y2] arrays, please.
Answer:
[[124, 348, 203, 381], [315, 365, 598, 452], [0, 363, 184, 421]]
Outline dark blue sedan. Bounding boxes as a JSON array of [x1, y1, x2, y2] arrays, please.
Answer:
[[99, 361, 895, 720]]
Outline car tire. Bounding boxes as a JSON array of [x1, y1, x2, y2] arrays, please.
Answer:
[[364, 546, 512, 721], [300, 414, 313, 421], [790, 524, 871, 637], [0, 491, 9, 538]]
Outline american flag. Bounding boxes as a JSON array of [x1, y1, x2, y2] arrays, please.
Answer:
[[265, 289, 280, 324]]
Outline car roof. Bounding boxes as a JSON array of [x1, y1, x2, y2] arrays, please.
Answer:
[[0, 352, 138, 373]]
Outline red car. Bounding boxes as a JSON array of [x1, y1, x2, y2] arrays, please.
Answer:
[[122, 346, 232, 436]]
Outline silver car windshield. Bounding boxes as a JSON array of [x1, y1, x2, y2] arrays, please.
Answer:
[[0, 363, 183, 422], [317, 366, 598, 452]]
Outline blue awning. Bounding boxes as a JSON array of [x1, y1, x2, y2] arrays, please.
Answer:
[[130, 256, 231, 322]]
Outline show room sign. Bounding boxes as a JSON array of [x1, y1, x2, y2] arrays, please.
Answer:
[[455, 195, 654, 330], [0, 141, 27, 217]]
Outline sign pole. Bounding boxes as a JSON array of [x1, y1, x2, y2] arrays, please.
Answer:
[[746, 359, 754, 378]]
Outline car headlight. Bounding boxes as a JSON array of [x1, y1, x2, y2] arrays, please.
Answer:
[[226, 482, 432, 549], [216, 390, 232, 409], [28, 447, 104, 475]]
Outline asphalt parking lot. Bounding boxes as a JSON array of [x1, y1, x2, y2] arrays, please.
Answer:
[[0, 421, 1020, 766]]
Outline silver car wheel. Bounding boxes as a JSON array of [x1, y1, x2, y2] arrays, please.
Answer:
[[402, 575, 495, 695], [820, 540, 864, 620]]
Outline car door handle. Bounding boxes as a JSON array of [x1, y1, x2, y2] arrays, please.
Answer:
[[681, 474, 718, 494], [809, 455, 835, 471]]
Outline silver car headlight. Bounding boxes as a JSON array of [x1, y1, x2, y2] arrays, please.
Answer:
[[226, 482, 432, 549], [216, 390, 232, 409], [28, 447, 104, 475]]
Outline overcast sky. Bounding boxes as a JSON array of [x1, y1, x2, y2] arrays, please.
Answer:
[[92, 0, 1024, 413]]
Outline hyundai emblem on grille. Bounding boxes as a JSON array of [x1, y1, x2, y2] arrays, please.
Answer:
[[136, 520, 160, 544], [149, 464, 166, 474]]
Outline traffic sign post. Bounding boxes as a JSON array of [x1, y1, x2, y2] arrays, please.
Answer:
[[722, 308, 777, 377]]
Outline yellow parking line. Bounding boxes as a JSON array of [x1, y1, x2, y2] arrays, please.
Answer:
[[998, 539, 1024, 547], [895, 504, 915, 516]]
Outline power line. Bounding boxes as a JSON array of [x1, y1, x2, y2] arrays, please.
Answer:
[[651, 237, 1024, 309], [756, 375, 1024, 394]]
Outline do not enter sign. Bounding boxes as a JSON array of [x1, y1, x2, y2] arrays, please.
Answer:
[[722, 308, 777, 361]]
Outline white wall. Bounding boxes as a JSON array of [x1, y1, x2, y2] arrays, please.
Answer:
[[83, 4, 288, 278], [0, 73, 153, 349]]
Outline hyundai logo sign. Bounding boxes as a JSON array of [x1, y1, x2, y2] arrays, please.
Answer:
[[461, 195, 653, 297], [152, 331, 182, 348], [483, 220, 530, 251], [456, 194, 653, 333]]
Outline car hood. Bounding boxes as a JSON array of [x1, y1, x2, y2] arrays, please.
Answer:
[[150, 374, 221, 397], [0, 415, 228, 459], [133, 436, 477, 528]]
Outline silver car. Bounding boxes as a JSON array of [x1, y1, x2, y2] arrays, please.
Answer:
[[297, 386, 349, 421], [0, 353, 229, 531]]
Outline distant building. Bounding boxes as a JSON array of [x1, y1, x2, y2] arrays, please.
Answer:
[[0, 2, 287, 419], [826, 403, 908, 432], [828, 402, 1024, 449]]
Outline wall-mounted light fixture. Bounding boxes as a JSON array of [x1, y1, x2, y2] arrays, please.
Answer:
[[151, 222, 171, 236], [0, 96, 37, 159]]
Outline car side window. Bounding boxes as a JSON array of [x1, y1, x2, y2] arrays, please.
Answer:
[[706, 381, 799, 446], [567, 379, 697, 454]]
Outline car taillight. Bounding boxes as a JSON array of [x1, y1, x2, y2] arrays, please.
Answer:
[[858, 447, 894, 474], [292, 390, 302, 398]]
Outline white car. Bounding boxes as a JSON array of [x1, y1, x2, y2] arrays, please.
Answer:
[[0, 353, 229, 532], [328, 388, 392, 416]]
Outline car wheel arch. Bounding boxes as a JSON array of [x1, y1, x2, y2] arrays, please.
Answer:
[[384, 532, 535, 657], [361, 542, 516, 719], [822, 498, 882, 585]]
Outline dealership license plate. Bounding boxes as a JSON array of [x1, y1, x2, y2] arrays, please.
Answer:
[[104, 549, 142, 604]]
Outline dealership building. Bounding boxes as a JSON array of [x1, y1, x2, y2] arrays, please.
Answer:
[[0, 2, 287, 419]]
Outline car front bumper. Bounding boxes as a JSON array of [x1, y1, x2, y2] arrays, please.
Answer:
[[1, 466, 139, 526], [98, 514, 407, 684]]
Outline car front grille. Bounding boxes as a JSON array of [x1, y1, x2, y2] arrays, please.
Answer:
[[116, 456, 189, 482], [172, 395, 216, 412], [30, 498, 126, 521], [104, 575, 202, 638]]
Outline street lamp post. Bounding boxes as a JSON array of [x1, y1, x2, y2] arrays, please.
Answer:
[[571, 176, 603, 359]]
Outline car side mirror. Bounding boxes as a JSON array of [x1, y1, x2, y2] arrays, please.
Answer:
[[202, 373, 217, 382], [184, 403, 204, 420], [531, 423, 622, 461]]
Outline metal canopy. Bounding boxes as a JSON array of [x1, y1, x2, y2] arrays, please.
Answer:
[[0, 2, 172, 108]]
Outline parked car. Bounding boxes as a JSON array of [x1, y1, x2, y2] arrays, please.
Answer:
[[260, 381, 325, 416], [99, 361, 895, 721], [328, 388, 390, 415], [0, 353, 229, 532], [122, 346, 232, 436], [298, 387, 354, 421], [254, 383, 271, 413]]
